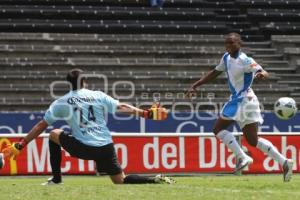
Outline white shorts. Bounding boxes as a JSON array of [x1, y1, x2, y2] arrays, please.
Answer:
[[221, 96, 264, 129]]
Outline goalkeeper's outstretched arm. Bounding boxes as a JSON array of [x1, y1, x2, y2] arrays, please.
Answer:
[[117, 103, 144, 116], [22, 120, 49, 144], [186, 69, 223, 98], [117, 102, 168, 120], [2, 120, 48, 158]]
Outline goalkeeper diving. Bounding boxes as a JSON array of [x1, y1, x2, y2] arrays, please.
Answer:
[[1, 68, 174, 185]]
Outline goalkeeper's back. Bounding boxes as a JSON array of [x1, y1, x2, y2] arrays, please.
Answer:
[[43, 70, 120, 148]]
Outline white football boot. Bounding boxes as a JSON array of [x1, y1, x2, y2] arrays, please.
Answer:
[[283, 159, 293, 182], [235, 155, 253, 172]]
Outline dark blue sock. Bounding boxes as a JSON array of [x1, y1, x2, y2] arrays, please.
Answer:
[[124, 175, 155, 184], [49, 140, 62, 182]]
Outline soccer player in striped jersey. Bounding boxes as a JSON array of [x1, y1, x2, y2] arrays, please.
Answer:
[[186, 32, 293, 182], [3, 69, 174, 185]]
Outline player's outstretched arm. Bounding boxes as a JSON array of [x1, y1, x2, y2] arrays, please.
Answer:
[[117, 103, 168, 120], [255, 69, 269, 80], [2, 120, 48, 158], [186, 69, 223, 98]]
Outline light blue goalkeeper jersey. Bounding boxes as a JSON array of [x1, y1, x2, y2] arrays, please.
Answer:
[[44, 88, 119, 147]]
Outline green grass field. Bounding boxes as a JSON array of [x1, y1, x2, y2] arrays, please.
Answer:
[[0, 175, 299, 200]]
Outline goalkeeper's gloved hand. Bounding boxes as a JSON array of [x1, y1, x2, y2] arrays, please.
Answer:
[[2, 139, 27, 159], [143, 103, 168, 120]]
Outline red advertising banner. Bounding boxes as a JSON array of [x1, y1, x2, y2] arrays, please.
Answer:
[[0, 134, 299, 175]]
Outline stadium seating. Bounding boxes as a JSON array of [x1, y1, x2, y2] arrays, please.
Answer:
[[0, 0, 274, 39], [237, 0, 300, 9], [0, 0, 299, 39], [0, 0, 299, 111], [0, 32, 299, 111]]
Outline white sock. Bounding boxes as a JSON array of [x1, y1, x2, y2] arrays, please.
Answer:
[[216, 130, 247, 158], [256, 137, 286, 166]]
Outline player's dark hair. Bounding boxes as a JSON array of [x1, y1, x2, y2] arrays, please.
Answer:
[[66, 68, 85, 90], [227, 32, 243, 45]]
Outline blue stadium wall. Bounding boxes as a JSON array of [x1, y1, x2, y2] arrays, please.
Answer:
[[0, 112, 299, 134]]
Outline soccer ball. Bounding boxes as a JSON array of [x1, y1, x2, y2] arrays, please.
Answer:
[[274, 97, 298, 120], [0, 153, 4, 169]]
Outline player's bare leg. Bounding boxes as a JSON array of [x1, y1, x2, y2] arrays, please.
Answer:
[[49, 129, 63, 144], [213, 117, 234, 134], [214, 117, 253, 171], [243, 122, 293, 182], [242, 122, 258, 147]]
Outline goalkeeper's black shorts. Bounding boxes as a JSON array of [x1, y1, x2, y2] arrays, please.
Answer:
[[59, 131, 122, 175]]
